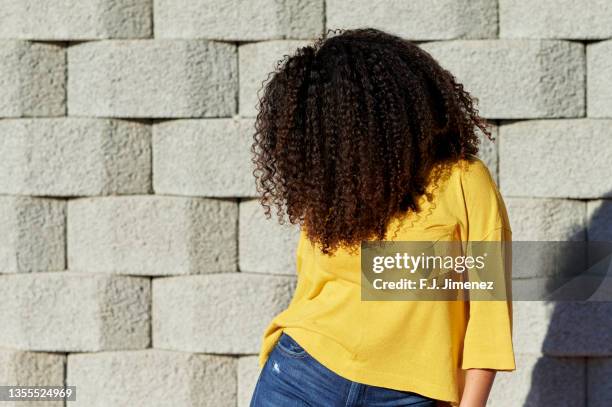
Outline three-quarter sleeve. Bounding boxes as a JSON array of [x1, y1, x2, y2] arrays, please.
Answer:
[[459, 158, 516, 371]]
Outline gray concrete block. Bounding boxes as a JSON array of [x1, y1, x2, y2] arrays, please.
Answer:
[[0, 0, 152, 40], [238, 356, 261, 407], [587, 357, 612, 407], [587, 200, 612, 241], [327, 0, 497, 40], [512, 301, 555, 355], [0, 349, 65, 407], [420, 40, 585, 119], [154, 0, 323, 40], [68, 40, 237, 118], [239, 40, 312, 117], [506, 198, 585, 242], [499, 119, 612, 198], [0, 118, 151, 196], [513, 301, 612, 357], [500, 0, 612, 39], [0, 272, 150, 351], [587, 40, 612, 118], [581, 188, 612, 294], [68, 196, 237, 275], [0, 40, 65, 117], [0, 196, 65, 273], [153, 119, 257, 197], [153, 273, 296, 353], [489, 353, 586, 407], [239, 200, 300, 274], [0, 349, 65, 384], [505, 198, 586, 280], [68, 350, 236, 407]]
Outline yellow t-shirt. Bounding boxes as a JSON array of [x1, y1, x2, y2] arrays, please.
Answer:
[[257, 157, 515, 405]]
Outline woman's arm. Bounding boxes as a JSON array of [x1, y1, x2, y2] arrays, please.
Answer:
[[459, 368, 496, 407]]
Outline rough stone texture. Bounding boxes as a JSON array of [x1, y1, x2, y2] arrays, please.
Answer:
[[0, 349, 65, 384], [500, 120, 612, 198], [420, 40, 585, 119], [0, 40, 65, 117], [0, 272, 150, 351], [587, 200, 612, 241], [587, 358, 612, 407], [327, 0, 497, 40], [488, 353, 586, 407], [587, 40, 612, 118], [238, 356, 260, 407], [239, 199, 301, 274], [506, 198, 585, 241], [0, 0, 152, 40], [0, 196, 65, 273], [68, 350, 236, 407], [0, 349, 65, 407], [505, 198, 586, 280], [68, 196, 237, 275], [153, 119, 257, 197], [513, 301, 612, 357], [0, 118, 151, 196], [499, 0, 612, 39], [512, 274, 612, 303], [239, 40, 312, 117], [154, 0, 323, 41], [153, 273, 296, 354], [68, 40, 237, 118]]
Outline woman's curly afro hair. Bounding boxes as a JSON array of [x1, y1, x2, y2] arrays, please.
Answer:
[[252, 28, 491, 255]]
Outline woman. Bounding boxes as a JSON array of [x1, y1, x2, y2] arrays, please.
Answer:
[[249, 28, 515, 407]]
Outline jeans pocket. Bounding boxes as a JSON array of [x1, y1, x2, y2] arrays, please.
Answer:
[[275, 332, 309, 359]]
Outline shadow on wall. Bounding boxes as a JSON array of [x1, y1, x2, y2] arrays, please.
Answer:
[[520, 200, 612, 407]]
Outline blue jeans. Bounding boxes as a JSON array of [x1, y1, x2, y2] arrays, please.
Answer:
[[250, 332, 437, 407]]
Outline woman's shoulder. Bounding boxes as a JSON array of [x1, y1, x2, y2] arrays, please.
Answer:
[[428, 155, 496, 197], [451, 155, 511, 237], [441, 155, 498, 197], [455, 155, 494, 180]]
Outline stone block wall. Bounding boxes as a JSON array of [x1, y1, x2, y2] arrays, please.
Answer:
[[0, 1, 610, 406]]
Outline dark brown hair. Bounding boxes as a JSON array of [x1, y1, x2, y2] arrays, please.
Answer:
[[252, 28, 490, 255]]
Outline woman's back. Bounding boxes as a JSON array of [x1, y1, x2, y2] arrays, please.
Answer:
[[256, 157, 514, 405]]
